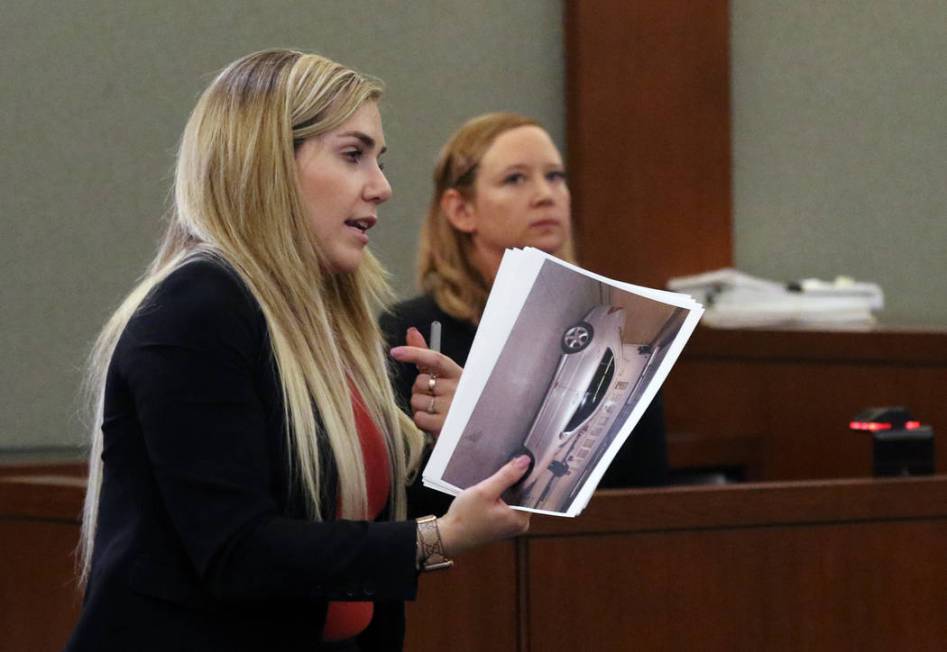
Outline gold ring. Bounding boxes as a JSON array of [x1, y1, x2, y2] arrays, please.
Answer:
[[427, 376, 437, 394], [427, 396, 436, 414]]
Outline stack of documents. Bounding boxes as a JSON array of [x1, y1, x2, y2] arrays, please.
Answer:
[[422, 248, 703, 517], [667, 268, 883, 329]]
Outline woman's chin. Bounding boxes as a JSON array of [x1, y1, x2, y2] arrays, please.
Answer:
[[526, 232, 567, 255], [324, 248, 365, 274]]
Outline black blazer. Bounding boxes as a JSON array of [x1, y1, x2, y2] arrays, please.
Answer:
[[66, 258, 417, 652], [380, 294, 669, 517]]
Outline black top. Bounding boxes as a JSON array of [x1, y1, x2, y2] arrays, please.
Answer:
[[67, 258, 417, 652], [380, 294, 668, 518]]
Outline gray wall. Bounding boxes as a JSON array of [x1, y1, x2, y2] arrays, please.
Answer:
[[732, 1, 947, 325], [3, 1, 945, 450], [0, 0, 565, 449]]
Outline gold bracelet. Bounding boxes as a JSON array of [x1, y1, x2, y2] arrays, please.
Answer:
[[416, 515, 453, 572]]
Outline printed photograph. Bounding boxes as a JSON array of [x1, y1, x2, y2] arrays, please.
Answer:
[[440, 259, 690, 513]]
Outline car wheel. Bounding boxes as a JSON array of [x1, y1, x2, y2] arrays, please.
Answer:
[[561, 321, 594, 353]]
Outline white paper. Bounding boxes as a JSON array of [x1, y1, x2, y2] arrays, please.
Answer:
[[422, 248, 703, 516]]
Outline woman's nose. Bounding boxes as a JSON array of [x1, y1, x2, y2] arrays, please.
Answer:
[[366, 167, 392, 204], [532, 177, 556, 205]]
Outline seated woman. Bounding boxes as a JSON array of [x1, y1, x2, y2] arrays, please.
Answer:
[[381, 112, 668, 518]]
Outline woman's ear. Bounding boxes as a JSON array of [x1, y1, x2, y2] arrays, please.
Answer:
[[440, 189, 477, 234]]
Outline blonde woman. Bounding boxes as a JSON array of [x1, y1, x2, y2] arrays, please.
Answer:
[[66, 51, 530, 652], [381, 112, 668, 518]]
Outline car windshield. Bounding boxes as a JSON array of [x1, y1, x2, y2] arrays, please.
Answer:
[[563, 348, 615, 433]]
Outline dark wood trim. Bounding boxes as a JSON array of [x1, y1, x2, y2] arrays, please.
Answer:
[[0, 474, 86, 522], [529, 476, 947, 537], [565, 0, 732, 287], [683, 324, 947, 365]]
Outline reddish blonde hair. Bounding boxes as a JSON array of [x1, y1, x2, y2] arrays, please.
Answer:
[[416, 112, 575, 324]]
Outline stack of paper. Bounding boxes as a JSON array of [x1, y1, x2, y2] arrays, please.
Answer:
[[422, 248, 703, 517], [668, 268, 883, 329]]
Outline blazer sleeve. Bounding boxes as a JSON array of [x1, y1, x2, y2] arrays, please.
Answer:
[[118, 261, 418, 603]]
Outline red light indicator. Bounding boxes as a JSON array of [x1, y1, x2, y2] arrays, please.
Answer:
[[850, 421, 892, 431], [905, 421, 922, 429]]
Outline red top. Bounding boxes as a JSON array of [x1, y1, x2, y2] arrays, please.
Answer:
[[321, 385, 392, 642]]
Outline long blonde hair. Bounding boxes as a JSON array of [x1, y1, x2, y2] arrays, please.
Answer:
[[79, 49, 424, 584], [417, 112, 576, 324]]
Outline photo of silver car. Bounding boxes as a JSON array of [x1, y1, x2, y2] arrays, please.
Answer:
[[509, 305, 657, 511]]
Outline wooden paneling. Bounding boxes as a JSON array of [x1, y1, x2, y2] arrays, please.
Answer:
[[526, 480, 947, 651], [4, 470, 947, 652], [404, 541, 519, 651], [529, 476, 947, 536], [527, 520, 947, 651], [0, 468, 85, 652], [565, 0, 732, 287], [0, 520, 82, 651], [663, 326, 947, 480]]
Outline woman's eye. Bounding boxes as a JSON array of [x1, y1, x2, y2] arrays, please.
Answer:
[[547, 170, 567, 182], [503, 173, 526, 185], [343, 149, 363, 163]]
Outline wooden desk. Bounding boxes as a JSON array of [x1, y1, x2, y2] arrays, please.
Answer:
[[0, 463, 85, 652], [5, 470, 946, 651], [662, 326, 947, 480], [521, 478, 947, 651], [407, 477, 947, 651]]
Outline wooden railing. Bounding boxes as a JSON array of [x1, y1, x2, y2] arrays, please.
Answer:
[[4, 466, 945, 651]]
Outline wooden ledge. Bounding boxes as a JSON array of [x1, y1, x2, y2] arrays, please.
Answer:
[[528, 475, 947, 537], [683, 324, 947, 365]]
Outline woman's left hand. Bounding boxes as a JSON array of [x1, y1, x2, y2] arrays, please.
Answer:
[[389, 327, 462, 435]]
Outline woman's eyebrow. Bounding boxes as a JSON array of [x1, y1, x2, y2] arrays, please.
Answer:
[[497, 161, 564, 174], [337, 130, 387, 155]]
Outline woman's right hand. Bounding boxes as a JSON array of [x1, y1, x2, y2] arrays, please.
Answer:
[[389, 329, 463, 437], [435, 455, 532, 557]]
